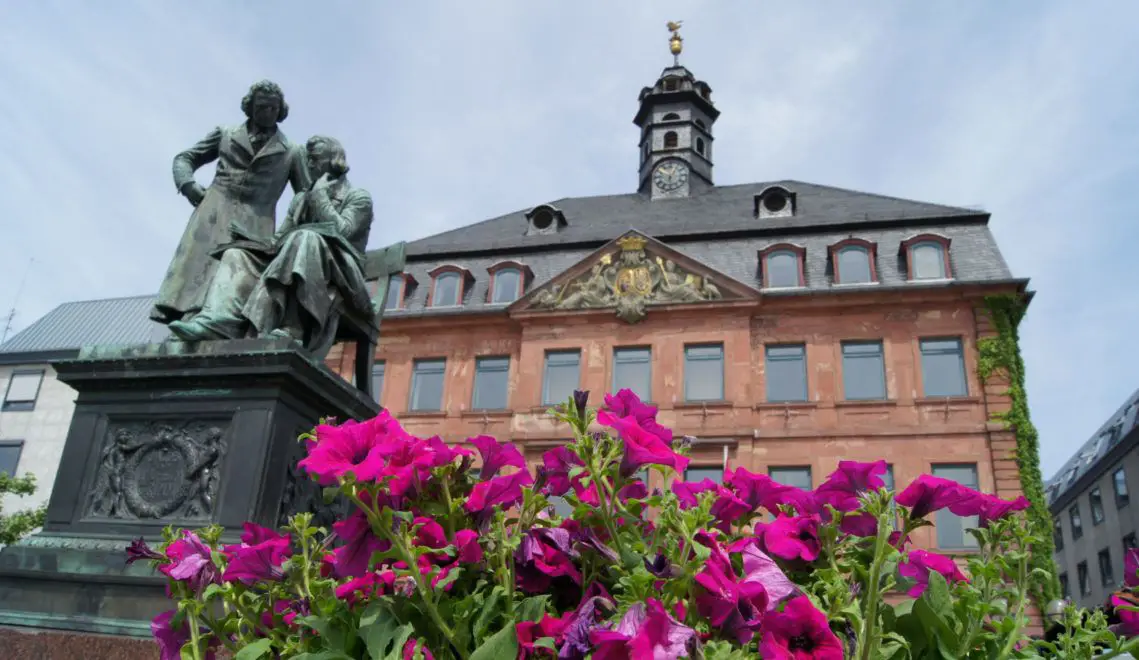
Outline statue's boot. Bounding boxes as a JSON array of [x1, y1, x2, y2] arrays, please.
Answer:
[[168, 319, 228, 342]]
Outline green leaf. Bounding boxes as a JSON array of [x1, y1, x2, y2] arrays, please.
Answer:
[[322, 486, 341, 504], [913, 598, 955, 649], [518, 595, 551, 623], [923, 570, 952, 617], [292, 653, 355, 660], [234, 638, 273, 660], [473, 586, 504, 643], [471, 623, 519, 660], [360, 617, 414, 660]]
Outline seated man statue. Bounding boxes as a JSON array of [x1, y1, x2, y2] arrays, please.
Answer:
[[168, 135, 374, 359]]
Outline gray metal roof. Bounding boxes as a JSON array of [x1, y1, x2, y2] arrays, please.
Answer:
[[402, 180, 985, 258], [1046, 387, 1139, 508], [0, 295, 169, 360]]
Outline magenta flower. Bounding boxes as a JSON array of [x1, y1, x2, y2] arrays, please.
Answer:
[[726, 467, 814, 515], [898, 550, 969, 597], [403, 638, 435, 660], [541, 446, 600, 506], [372, 435, 439, 496], [560, 584, 616, 660], [758, 595, 844, 659], [974, 493, 1031, 527], [762, 514, 822, 563], [515, 527, 581, 593], [563, 520, 619, 563], [151, 610, 216, 660], [455, 529, 484, 564], [603, 389, 673, 444], [221, 538, 290, 585], [814, 460, 888, 512], [1112, 593, 1139, 636], [412, 517, 448, 550], [465, 469, 534, 517], [158, 531, 219, 593], [738, 540, 798, 608], [1126, 548, 1139, 587], [618, 480, 648, 502], [425, 435, 472, 467], [598, 409, 689, 477], [335, 570, 396, 604], [298, 411, 412, 485], [896, 474, 975, 519], [590, 599, 695, 660], [469, 434, 527, 479], [125, 537, 163, 565], [672, 478, 719, 507], [516, 613, 570, 658], [694, 560, 768, 644], [328, 510, 390, 579]]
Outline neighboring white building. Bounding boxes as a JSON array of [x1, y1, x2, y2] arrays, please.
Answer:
[[0, 295, 167, 514]]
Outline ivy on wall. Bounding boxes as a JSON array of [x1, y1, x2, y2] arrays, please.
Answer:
[[976, 293, 1060, 605]]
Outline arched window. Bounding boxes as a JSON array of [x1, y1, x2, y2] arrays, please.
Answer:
[[663, 131, 678, 148], [759, 244, 805, 289], [662, 112, 680, 121], [696, 137, 705, 155], [694, 118, 706, 130], [910, 242, 946, 279], [491, 267, 522, 304], [835, 245, 874, 284], [431, 272, 461, 307]]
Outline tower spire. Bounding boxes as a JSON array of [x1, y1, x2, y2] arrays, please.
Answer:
[[667, 21, 684, 66]]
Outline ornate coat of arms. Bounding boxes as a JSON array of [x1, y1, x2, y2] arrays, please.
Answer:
[[531, 233, 723, 323]]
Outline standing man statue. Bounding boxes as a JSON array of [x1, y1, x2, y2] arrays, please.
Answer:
[[150, 80, 310, 326]]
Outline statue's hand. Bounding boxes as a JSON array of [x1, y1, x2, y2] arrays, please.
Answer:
[[182, 182, 207, 208]]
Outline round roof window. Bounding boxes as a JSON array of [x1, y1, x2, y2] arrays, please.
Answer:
[[762, 190, 788, 213], [531, 211, 554, 230]]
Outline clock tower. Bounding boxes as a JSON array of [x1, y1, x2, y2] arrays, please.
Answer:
[[635, 22, 719, 200]]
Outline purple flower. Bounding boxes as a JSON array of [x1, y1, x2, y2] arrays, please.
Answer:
[[151, 610, 216, 660], [559, 584, 615, 660], [758, 596, 844, 659], [602, 389, 672, 444], [328, 510, 390, 580], [738, 540, 798, 608], [125, 537, 162, 565], [762, 514, 822, 563], [455, 529, 484, 564], [541, 447, 600, 506], [515, 527, 581, 593], [516, 613, 570, 658], [694, 560, 768, 644], [469, 435, 527, 480], [726, 467, 814, 515], [896, 474, 974, 519], [598, 409, 688, 477], [1127, 548, 1139, 588], [158, 531, 219, 593], [589, 599, 695, 660], [644, 553, 675, 578], [814, 460, 888, 512], [974, 493, 1031, 527], [297, 411, 414, 485], [564, 520, 618, 563], [617, 481, 648, 502], [465, 470, 534, 517], [221, 523, 292, 585], [425, 435, 473, 467], [898, 550, 969, 597], [672, 478, 719, 507], [572, 390, 590, 419]]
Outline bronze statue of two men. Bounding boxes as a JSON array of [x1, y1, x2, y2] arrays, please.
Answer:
[[150, 80, 378, 358]]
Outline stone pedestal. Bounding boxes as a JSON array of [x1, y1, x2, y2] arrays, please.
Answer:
[[0, 338, 378, 637]]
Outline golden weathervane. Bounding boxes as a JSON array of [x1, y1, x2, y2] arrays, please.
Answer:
[[667, 20, 683, 64]]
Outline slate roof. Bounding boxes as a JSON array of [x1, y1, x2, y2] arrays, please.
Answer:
[[0, 294, 169, 363], [402, 180, 986, 258], [1046, 387, 1139, 509]]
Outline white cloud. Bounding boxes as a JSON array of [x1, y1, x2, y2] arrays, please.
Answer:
[[1, 1, 1136, 477]]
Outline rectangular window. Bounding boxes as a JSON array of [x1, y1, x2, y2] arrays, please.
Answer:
[[383, 276, 404, 310], [543, 350, 581, 406], [2, 370, 44, 412], [932, 464, 979, 549], [409, 359, 446, 412], [765, 344, 808, 403], [1090, 488, 1106, 525], [841, 341, 886, 400], [684, 344, 725, 402], [1099, 548, 1115, 587], [919, 338, 968, 397], [685, 466, 724, 484], [1070, 504, 1084, 540], [1078, 561, 1090, 596], [1115, 468, 1130, 508], [769, 466, 812, 491], [0, 441, 22, 477], [371, 362, 385, 405], [1059, 573, 1070, 599], [612, 347, 652, 401], [1053, 518, 1064, 551], [472, 356, 510, 410]]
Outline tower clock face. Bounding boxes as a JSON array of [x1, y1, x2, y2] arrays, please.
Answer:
[[653, 161, 689, 192]]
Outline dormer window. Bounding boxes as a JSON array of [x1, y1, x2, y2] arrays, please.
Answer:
[[663, 131, 678, 148], [754, 186, 796, 219], [829, 239, 878, 285], [758, 244, 806, 289], [525, 204, 567, 236], [427, 266, 471, 307], [487, 261, 533, 304], [663, 77, 680, 92], [383, 273, 415, 310], [900, 234, 952, 281], [662, 112, 680, 121]]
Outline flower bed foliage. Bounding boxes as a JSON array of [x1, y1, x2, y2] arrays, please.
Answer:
[[129, 390, 1139, 659]]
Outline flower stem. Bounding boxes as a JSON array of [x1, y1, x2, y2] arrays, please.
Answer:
[[186, 609, 204, 660], [995, 552, 1030, 659], [441, 474, 457, 539], [857, 510, 892, 660]]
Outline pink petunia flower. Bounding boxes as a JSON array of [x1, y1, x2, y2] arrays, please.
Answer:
[[541, 446, 600, 506], [589, 599, 695, 660], [814, 460, 888, 513], [425, 435, 473, 468], [220, 523, 292, 585], [559, 583, 615, 660], [603, 389, 673, 445], [898, 549, 969, 597], [726, 467, 815, 516], [402, 638, 435, 660], [158, 531, 219, 593], [468, 435, 527, 479], [1127, 548, 1139, 588], [516, 612, 570, 658], [334, 570, 396, 604], [598, 409, 688, 477], [125, 537, 163, 565], [327, 510, 390, 580], [455, 529, 484, 564], [974, 493, 1031, 527], [694, 560, 769, 644], [758, 595, 844, 659], [465, 470, 534, 517], [738, 540, 798, 608], [151, 610, 217, 660], [761, 515, 822, 563], [896, 475, 976, 519], [514, 527, 581, 593], [298, 411, 413, 485]]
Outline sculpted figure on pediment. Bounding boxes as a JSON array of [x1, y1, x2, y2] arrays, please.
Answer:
[[556, 263, 615, 309]]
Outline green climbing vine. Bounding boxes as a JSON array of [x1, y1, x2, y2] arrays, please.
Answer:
[[976, 293, 1060, 606]]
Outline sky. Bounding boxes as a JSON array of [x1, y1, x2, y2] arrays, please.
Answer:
[[0, 1, 1137, 479]]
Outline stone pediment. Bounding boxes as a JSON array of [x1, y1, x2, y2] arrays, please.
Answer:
[[510, 231, 759, 324]]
